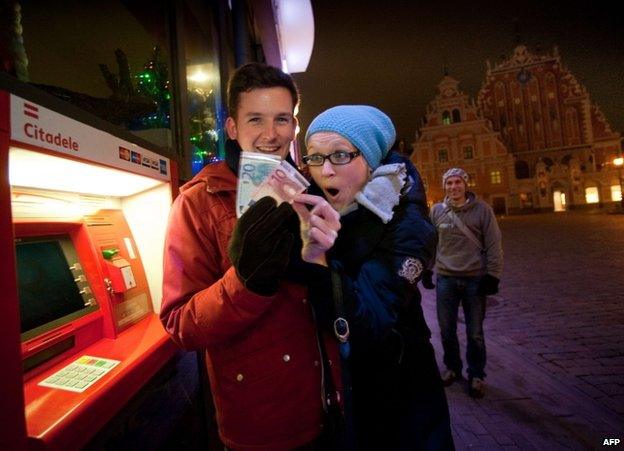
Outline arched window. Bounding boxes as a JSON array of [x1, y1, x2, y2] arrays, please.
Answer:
[[442, 111, 451, 125], [494, 82, 508, 129], [452, 109, 461, 123], [515, 160, 530, 179], [565, 108, 581, 142], [545, 73, 557, 94], [561, 154, 573, 166]]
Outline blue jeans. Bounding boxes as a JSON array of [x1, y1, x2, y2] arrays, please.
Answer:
[[436, 275, 487, 379]]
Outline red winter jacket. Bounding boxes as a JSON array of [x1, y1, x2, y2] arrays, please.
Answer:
[[160, 161, 340, 451]]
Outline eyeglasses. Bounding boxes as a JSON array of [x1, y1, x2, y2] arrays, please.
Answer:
[[302, 150, 361, 166]]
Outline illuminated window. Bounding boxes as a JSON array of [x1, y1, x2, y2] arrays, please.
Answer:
[[442, 111, 451, 125], [438, 149, 448, 162], [463, 146, 474, 159], [467, 173, 477, 187], [585, 187, 599, 204], [490, 170, 502, 184], [611, 185, 622, 201]]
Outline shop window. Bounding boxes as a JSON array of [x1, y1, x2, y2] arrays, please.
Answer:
[[490, 170, 502, 184], [442, 111, 451, 125], [611, 185, 622, 201], [181, 4, 224, 174], [463, 146, 473, 159], [585, 187, 599, 204], [438, 149, 448, 163], [14, 1, 173, 151]]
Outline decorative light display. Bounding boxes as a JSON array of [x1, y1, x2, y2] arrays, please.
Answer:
[[133, 46, 171, 129], [186, 65, 223, 173]]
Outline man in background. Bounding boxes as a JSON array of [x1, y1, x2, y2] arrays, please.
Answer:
[[430, 167, 503, 398]]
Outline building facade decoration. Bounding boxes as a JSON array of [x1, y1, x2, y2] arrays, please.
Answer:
[[411, 75, 515, 214], [412, 45, 622, 214]]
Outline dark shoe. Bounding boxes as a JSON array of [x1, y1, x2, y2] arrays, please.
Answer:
[[441, 369, 459, 387], [469, 377, 486, 398]]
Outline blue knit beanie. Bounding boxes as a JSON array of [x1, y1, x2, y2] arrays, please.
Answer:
[[305, 105, 396, 170]]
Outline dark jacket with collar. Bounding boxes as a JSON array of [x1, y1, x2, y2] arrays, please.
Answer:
[[308, 152, 453, 450]]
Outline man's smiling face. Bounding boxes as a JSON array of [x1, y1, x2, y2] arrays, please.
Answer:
[[445, 175, 467, 202], [225, 87, 297, 159]]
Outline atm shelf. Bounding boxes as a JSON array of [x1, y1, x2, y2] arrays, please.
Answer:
[[23, 314, 176, 451]]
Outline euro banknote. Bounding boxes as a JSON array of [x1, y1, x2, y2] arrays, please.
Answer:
[[249, 160, 309, 207], [236, 151, 281, 217]]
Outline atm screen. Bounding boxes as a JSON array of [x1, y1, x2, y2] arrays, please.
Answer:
[[15, 235, 96, 340]]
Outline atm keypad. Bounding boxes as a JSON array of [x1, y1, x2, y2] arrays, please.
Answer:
[[38, 355, 120, 393]]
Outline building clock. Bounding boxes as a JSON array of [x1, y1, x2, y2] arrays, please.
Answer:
[[517, 68, 532, 84]]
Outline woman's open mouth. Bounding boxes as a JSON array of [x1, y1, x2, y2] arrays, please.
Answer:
[[326, 188, 339, 197]]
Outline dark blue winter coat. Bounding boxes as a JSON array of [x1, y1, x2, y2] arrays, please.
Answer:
[[309, 152, 454, 450]]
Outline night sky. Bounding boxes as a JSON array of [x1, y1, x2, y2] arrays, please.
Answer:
[[293, 1, 623, 148]]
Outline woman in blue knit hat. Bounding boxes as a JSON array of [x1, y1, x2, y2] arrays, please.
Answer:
[[293, 105, 454, 450]]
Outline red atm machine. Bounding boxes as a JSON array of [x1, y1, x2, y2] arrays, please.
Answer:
[[0, 87, 179, 450]]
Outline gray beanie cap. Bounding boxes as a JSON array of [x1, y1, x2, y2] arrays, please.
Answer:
[[442, 167, 469, 187]]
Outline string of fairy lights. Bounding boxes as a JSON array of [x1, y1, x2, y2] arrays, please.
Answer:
[[133, 46, 221, 171]]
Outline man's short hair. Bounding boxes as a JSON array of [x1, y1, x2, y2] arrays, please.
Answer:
[[227, 62, 300, 120]]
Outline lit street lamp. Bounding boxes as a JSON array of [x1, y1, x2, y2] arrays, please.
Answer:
[[614, 156, 624, 211]]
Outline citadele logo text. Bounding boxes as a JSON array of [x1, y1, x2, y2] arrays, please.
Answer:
[[23, 102, 80, 151]]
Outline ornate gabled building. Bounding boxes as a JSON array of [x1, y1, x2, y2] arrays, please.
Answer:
[[412, 45, 623, 214], [411, 75, 515, 214]]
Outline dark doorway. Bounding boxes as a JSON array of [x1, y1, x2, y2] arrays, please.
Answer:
[[492, 197, 507, 215]]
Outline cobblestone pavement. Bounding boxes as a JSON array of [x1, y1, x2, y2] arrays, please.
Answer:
[[421, 211, 624, 450]]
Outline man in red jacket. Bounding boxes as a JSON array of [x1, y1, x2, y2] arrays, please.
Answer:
[[160, 62, 341, 450]]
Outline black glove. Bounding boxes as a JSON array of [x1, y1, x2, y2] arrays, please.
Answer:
[[478, 274, 499, 296], [228, 197, 295, 296], [421, 269, 435, 289]]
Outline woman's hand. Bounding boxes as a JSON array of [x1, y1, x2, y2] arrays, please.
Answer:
[[292, 193, 341, 266]]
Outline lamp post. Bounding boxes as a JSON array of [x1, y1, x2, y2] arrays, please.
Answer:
[[614, 156, 624, 211]]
